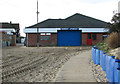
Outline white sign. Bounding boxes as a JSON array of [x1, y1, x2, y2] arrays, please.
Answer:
[[61, 28, 79, 30]]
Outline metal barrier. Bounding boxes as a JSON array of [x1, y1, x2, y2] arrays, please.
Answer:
[[100, 50, 103, 67], [103, 53, 106, 71], [117, 68, 120, 84], [109, 58, 116, 82], [91, 47, 120, 83], [96, 49, 100, 65], [114, 60, 120, 83]]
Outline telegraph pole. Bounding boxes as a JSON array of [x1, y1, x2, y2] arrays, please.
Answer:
[[37, 0, 39, 47]]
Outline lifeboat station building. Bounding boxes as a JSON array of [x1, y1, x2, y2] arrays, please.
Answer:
[[24, 13, 108, 47]]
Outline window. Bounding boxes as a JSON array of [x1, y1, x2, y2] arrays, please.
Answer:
[[41, 33, 45, 35], [46, 33, 51, 35], [92, 34, 97, 40], [40, 36, 51, 40], [88, 34, 91, 39], [103, 35, 109, 40]]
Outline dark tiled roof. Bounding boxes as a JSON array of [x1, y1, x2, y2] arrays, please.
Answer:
[[12, 24, 19, 29], [0, 23, 14, 28], [0, 22, 19, 29], [26, 13, 107, 28]]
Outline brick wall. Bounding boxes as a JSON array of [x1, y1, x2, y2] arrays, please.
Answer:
[[27, 33, 37, 47], [27, 33, 107, 47], [0, 32, 16, 46], [92, 33, 103, 45], [27, 33, 57, 47], [82, 33, 87, 45], [82, 33, 106, 46]]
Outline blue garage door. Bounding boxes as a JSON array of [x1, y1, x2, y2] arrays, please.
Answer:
[[57, 30, 81, 46]]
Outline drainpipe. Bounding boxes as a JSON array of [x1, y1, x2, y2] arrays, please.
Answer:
[[27, 33, 28, 47]]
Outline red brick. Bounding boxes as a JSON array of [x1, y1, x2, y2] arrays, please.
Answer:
[[26, 33, 57, 47]]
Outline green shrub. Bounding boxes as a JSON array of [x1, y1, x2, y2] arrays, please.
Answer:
[[97, 42, 109, 53]]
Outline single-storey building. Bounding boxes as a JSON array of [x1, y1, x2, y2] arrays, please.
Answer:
[[24, 13, 109, 47]]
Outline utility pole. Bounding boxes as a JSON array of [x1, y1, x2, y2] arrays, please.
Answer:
[[37, 0, 39, 47]]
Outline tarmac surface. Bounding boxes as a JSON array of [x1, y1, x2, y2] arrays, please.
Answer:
[[55, 50, 96, 82]]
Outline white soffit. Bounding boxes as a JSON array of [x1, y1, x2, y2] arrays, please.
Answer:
[[24, 28, 60, 33], [0, 28, 15, 32], [79, 28, 109, 33], [24, 28, 109, 33]]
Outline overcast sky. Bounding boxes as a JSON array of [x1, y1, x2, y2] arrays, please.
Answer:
[[0, 0, 119, 36]]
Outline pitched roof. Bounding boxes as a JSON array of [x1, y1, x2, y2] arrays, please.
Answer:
[[0, 22, 14, 28], [26, 13, 107, 28], [0, 22, 19, 29]]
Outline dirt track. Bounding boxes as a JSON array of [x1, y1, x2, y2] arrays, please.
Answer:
[[2, 45, 91, 82]]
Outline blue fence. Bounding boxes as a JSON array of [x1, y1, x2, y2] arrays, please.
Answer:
[[92, 46, 120, 83]]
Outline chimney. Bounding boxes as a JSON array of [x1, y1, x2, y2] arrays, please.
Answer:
[[10, 21, 12, 24]]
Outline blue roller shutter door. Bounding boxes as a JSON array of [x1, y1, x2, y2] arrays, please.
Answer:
[[57, 30, 81, 46]]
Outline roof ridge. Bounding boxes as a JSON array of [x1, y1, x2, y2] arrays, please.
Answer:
[[65, 13, 107, 23]]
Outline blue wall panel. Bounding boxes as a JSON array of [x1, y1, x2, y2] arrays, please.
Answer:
[[57, 30, 81, 46]]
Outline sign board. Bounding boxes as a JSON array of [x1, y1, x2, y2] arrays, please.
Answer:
[[60, 28, 79, 30]]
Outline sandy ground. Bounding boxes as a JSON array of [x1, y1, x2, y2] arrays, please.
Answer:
[[1, 44, 92, 82]]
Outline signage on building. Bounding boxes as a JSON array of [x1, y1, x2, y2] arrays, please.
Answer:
[[60, 28, 79, 30]]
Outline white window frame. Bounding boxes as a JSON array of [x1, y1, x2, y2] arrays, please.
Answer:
[[40, 33, 45, 35], [46, 33, 51, 35]]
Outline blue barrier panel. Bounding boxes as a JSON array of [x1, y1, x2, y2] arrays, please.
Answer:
[[114, 60, 120, 83], [106, 55, 109, 79], [117, 68, 120, 84], [103, 53, 106, 71], [109, 57, 116, 82], [96, 49, 100, 65], [100, 50, 103, 66], [93, 48, 97, 64], [106, 56, 115, 79], [92, 47, 94, 61]]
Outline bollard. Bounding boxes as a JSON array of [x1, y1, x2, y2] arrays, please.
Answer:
[[114, 60, 120, 83], [96, 49, 100, 65]]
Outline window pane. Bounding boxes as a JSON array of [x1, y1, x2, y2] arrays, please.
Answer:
[[40, 36, 51, 40], [93, 34, 97, 40], [41, 33, 45, 35], [103, 35, 109, 40], [46, 33, 51, 35], [88, 34, 91, 39]]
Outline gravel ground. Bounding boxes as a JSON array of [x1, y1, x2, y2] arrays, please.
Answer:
[[1, 45, 91, 82], [90, 61, 109, 83]]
